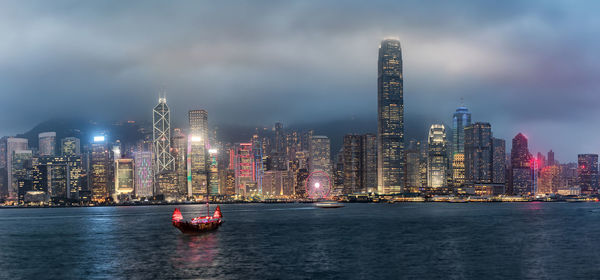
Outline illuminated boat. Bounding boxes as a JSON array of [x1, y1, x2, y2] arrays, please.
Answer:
[[315, 201, 344, 208], [172, 206, 223, 234]]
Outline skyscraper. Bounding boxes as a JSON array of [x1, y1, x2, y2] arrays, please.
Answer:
[[38, 132, 56, 156], [61, 137, 81, 156], [405, 139, 422, 192], [342, 135, 361, 194], [133, 151, 153, 198], [7, 137, 28, 199], [188, 110, 209, 198], [492, 137, 506, 184], [153, 97, 174, 175], [309, 135, 331, 176], [427, 124, 448, 189], [171, 128, 188, 197], [451, 106, 471, 187], [377, 38, 404, 194], [547, 150, 555, 166], [510, 133, 532, 195], [577, 154, 598, 194], [91, 136, 111, 202], [114, 158, 134, 200], [464, 122, 492, 184]]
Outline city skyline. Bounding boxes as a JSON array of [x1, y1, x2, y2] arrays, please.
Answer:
[[1, 1, 600, 162]]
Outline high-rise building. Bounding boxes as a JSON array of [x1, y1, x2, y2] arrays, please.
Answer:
[[361, 134, 377, 193], [171, 128, 187, 197], [342, 134, 377, 195], [7, 137, 28, 199], [91, 136, 111, 202], [342, 135, 361, 195], [538, 165, 560, 194], [208, 148, 219, 195], [234, 143, 255, 196], [133, 151, 153, 198], [452, 106, 471, 187], [153, 97, 174, 175], [405, 139, 421, 192], [547, 150, 555, 166], [377, 38, 404, 194], [114, 158, 134, 200], [510, 133, 532, 195], [37, 156, 71, 199], [188, 110, 209, 198], [309, 136, 331, 177], [427, 124, 448, 188], [38, 132, 57, 156], [61, 137, 81, 156], [492, 138, 506, 184], [577, 154, 599, 194], [464, 122, 492, 184], [262, 170, 293, 197], [13, 150, 33, 204]]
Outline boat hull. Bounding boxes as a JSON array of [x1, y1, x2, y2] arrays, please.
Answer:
[[172, 221, 222, 234]]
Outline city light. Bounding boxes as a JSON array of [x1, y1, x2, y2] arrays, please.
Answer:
[[209, 149, 218, 154], [191, 136, 202, 142], [93, 136, 105, 142]]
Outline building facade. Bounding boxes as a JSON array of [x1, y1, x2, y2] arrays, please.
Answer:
[[427, 124, 448, 189], [377, 38, 404, 194]]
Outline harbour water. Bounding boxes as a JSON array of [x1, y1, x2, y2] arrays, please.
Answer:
[[1, 203, 600, 279]]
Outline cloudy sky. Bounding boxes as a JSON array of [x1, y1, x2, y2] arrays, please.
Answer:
[[1, 0, 599, 162]]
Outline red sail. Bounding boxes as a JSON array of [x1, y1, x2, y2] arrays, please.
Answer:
[[172, 208, 184, 222], [213, 206, 222, 219]]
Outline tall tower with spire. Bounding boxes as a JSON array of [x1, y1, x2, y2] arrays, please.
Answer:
[[153, 93, 174, 175], [377, 38, 404, 194], [451, 104, 471, 187]]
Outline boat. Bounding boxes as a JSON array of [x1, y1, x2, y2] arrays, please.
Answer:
[[447, 198, 468, 203], [172, 205, 223, 234], [315, 201, 344, 208]]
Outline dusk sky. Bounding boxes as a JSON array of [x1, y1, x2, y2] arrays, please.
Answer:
[[1, 0, 599, 162]]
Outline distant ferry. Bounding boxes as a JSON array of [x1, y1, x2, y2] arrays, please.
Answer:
[[315, 201, 344, 208], [172, 205, 223, 234]]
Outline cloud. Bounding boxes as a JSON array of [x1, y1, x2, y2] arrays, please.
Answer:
[[0, 0, 599, 162]]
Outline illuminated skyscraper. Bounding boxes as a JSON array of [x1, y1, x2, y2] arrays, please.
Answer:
[[427, 124, 448, 188], [114, 158, 134, 200], [577, 154, 598, 194], [91, 136, 111, 202], [133, 151, 153, 198], [13, 150, 33, 203], [464, 122, 492, 184], [234, 143, 255, 196], [61, 137, 81, 156], [492, 137, 506, 184], [153, 97, 174, 174], [7, 137, 28, 199], [377, 38, 404, 194], [405, 139, 422, 192], [37, 156, 69, 199], [309, 136, 331, 177], [538, 165, 560, 194], [342, 134, 377, 194], [188, 110, 209, 198], [38, 132, 56, 156], [510, 133, 532, 195], [451, 106, 471, 186], [171, 128, 188, 197]]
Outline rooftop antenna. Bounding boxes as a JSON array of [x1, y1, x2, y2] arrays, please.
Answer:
[[460, 97, 465, 107]]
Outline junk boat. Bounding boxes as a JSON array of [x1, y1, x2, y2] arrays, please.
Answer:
[[172, 205, 223, 234], [315, 201, 344, 208]]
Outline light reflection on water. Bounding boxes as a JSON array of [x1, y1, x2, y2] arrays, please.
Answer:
[[2, 203, 600, 279]]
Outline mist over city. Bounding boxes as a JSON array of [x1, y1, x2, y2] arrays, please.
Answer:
[[2, 1, 600, 279]]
